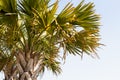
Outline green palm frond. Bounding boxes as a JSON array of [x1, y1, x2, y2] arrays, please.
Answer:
[[0, 0, 17, 24], [0, 0, 17, 12], [54, 0, 100, 59], [71, 1, 100, 30], [18, 0, 51, 16], [44, 59, 61, 75], [64, 30, 100, 55], [34, 36, 61, 75]]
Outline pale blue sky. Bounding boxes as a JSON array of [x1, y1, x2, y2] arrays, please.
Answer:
[[1, 0, 120, 80]]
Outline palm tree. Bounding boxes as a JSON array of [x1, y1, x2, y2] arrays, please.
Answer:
[[0, 0, 101, 80]]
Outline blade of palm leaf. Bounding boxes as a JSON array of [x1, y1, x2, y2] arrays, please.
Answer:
[[71, 15, 99, 31], [79, 32, 99, 54], [4, 0, 16, 12], [76, 5, 94, 20], [18, 0, 32, 15], [9, 0, 14, 12], [58, 2, 74, 18], [10, 0, 17, 12], [18, 0, 26, 13], [0, 0, 8, 12], [35, 10, 47, 28], [74, 0, 84, 11], [60, 2, 72, 13], [63, 45, 67, 60], [47, 0, 58, 26]]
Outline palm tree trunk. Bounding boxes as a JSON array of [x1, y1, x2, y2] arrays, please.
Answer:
[[3, 51, 43, 80], [16, 52, 42, 80], [3, 66, 18, 80]]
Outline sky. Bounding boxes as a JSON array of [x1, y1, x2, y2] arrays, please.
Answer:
[[1, 0, 120, 80]]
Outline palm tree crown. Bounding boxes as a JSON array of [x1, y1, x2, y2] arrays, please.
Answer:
[[0, 0, 101, 80]]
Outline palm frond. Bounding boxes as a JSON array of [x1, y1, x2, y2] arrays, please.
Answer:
[[71, 1, 100, 30], [54, 0, 100, 59], [0, 0, 17, 12]]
